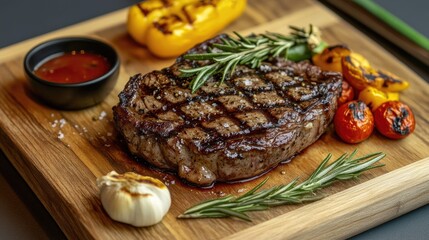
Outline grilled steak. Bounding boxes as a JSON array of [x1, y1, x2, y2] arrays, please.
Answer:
[[113, 35, 342, 187]]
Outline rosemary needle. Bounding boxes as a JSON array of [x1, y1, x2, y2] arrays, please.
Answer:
[[178, 150, 385, 221], [180, 25, 327, 93]]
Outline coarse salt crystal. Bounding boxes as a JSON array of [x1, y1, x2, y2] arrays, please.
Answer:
[[58, 131, 64, 139], [59, 119, 67, 128], [51, 120, 58, 128], [260, 65, 271, 72], [243, 79, 253, 86], [98, 111, 107, 120]]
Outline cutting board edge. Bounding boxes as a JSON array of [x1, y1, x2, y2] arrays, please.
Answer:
[[0, 130, 94, 239]]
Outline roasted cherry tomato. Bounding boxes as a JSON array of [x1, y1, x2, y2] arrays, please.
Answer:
[[373, 101, 415, 139], [334, 100, 374, 144], [338, 80, 355, 106], [311, 45, 351, 72], [358, 86, 399, 111]]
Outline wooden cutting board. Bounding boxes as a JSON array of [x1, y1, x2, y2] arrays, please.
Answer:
[[0, 0, 428, 239]]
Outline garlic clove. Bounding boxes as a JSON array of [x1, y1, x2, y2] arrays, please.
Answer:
[[97, 171, 171, 227]]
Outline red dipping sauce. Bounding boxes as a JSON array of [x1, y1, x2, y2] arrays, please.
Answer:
[[34, 50, 111, 84]]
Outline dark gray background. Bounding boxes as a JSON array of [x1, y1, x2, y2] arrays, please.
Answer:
[[373, 0, 429, 39], [0, 0, 140, 48], [0, 0, 428, 239], [1, 0, 428, 48]]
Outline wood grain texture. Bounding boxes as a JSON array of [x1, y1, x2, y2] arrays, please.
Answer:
[[0, 0, 428, 239]]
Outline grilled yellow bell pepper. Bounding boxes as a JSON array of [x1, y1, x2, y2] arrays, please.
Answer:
[[342, 54, 409, 92], [358, 86, 399, 111], [311, 45, 351, 72], [127, 0, 247, 58]]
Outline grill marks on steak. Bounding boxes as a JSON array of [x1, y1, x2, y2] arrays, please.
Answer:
[[113, 36, 342, 187]]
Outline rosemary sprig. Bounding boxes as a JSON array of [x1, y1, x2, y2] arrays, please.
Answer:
[[180, 25, 327, 93], [178, 150, 385, 221]]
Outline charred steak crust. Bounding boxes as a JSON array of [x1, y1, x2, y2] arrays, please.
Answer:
[[113, 35, 342, 187]]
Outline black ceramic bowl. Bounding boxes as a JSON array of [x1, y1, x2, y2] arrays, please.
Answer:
[[24, 37, 120, 110]]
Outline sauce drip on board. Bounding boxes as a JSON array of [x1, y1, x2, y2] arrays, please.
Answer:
[[34, 50, 111, 84]]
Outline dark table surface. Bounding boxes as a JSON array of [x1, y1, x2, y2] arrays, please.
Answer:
[[1, 0, 428, 239]]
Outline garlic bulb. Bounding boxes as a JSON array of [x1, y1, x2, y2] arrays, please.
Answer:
[[96, 171, 171, 227]]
